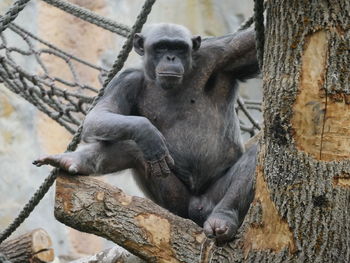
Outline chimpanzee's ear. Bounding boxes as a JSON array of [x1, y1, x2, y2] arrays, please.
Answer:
[[133, 33, 145, 56], [192, 35, 201, 51]]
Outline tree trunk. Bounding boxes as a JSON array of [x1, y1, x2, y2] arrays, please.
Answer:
[[55, 1, 350, 262], [248, 0, 350, 261]]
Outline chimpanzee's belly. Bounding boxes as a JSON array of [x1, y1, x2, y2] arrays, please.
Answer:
[[161, 116, 243, 193]]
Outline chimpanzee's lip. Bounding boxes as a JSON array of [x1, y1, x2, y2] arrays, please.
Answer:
[[157, 72, 183, 78]]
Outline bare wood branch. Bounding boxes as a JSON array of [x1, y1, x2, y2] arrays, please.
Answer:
[[69, 246, 144, 263], [0, 228, 54, 263]]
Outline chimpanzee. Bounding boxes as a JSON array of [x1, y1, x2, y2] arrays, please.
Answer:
[[33, 23, 259, 242]]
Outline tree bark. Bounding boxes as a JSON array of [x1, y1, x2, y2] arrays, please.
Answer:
[[247, 0, 350, 261], [55, 1, 350, 262], [0, 228, 54, 263], [69, 246, 144, 263]]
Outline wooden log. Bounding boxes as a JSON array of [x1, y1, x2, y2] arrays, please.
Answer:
[[0, 228, 54, 263]]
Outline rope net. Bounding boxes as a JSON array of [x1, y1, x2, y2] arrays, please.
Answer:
[[0, 22, 105, 134]]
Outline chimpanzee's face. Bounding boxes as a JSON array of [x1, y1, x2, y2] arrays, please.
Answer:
[[133, 24, 201, 90]]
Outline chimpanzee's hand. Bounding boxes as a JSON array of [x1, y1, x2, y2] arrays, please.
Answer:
[[136, 118, 175, 178], [145, 153, 175, 178]]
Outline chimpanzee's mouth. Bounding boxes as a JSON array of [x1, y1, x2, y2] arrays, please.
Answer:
[[157, 72, 183, 78]]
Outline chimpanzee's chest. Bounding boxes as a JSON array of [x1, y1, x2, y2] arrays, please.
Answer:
[[137, 75, 233, 133], [136, 75, 242, 192]]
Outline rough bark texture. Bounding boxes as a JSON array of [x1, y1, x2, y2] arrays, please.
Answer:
[[257, 0, 350, 262], [55, 1, 350, 262], [0, 228, 54, 263], [69, 246, 144, 263]]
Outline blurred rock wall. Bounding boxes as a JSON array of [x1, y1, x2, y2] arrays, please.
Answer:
[[0, 0, 261, 259]]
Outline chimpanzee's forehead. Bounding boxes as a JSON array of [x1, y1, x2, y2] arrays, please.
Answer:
[[142, 23, 193, 45]]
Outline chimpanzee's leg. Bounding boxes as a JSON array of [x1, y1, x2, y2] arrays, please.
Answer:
[[33, 140, 144, 175], [189, 144, 258, 242], [34, 140, 191, 217], [134, 172, 191, 218]]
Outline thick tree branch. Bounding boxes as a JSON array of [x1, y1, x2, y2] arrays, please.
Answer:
[[55, 174, 217, 262]]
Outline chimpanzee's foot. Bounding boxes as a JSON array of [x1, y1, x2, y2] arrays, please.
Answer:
[[33, 153, 92, 175], [203, 211, 239, 243]]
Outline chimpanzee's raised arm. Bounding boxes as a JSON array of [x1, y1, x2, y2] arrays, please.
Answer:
[[202, 29, 259, 80]]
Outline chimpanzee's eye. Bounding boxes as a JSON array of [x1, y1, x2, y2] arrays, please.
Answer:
[[154, 43, 168, 53], [174, 44, 188, 54]]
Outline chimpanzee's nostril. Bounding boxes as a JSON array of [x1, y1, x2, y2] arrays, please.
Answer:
[[167, 55, 175, 61]]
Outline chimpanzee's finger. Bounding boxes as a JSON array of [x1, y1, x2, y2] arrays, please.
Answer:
[[147, 161, 162, 177], [165, 154, 175, 171], [159, 158, 171, 177]]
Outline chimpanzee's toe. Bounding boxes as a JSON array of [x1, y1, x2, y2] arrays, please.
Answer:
[[32, 159, 43, 167], [203, 211, 239, 243], [33, 155, 62, 168], [33, 154, 84, 174]]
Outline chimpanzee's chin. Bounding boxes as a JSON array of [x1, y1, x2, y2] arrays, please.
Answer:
[[157, 77, 183, 90]]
